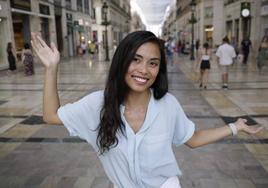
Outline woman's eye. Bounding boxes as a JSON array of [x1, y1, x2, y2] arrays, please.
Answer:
[[133, 58, 139, 62], [149, 62, 159, 67]]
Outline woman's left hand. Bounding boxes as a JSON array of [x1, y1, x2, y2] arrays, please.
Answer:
[[235, 118, 263, 134]]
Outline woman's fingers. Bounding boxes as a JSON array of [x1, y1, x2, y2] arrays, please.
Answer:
[[50, 42, 58, 53], [31, 33, 42, 51], [31, 40, 38, 53], [246, 125, 263, 134], [37, 35, 48, 48]]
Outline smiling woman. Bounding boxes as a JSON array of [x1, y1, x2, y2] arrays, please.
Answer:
[[124, 42, 160, 94], [31, 30, 263, 188]]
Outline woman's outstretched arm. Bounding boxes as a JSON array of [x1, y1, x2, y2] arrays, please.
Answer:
[[186, 118, 263, 148], [31, 33, 62, 125]]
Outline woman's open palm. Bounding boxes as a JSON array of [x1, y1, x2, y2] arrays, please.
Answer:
[[31, 33, 60, 67]]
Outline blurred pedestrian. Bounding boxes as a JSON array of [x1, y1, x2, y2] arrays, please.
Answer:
[[195, 39, 200, 57], [177, 40, 182, 56], [165, 38, 175, 65], [216, 36, 236, 89], [31, 31, 262, 188], [80, 41, 87, 55], [6, 42, 17, 72], [22, 43, 35, 76], [231, 37, 239, 56], [88, 41, 96, 59], [197, 42, 211, 89], [241, 37, 252, 64], [257, 36, 268, 73]]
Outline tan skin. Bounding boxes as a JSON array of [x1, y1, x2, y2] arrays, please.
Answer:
[[31, 33, 263, 149]]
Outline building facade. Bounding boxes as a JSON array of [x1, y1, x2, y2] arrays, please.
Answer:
[[0, 0, 57, 69], [163, 0, 267, 53], [130, 11, 145, 32], [91, 0, 131, 61], [0, 0, 134, 69]]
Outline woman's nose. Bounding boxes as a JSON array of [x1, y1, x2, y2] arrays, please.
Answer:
[[137, 61, 148, 73]]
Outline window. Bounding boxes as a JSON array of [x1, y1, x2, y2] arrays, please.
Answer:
[[77, 0, 83, 12], [204, 6, 213, 19], [39, 4, 50, 15], [11, 0, 31, 11], [84, 0, 89, 14], [66, 0, 71, 10], [92, 8, 96, 19]]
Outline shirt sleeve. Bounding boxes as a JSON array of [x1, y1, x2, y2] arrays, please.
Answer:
[[57, 91, 102, 145], [170, 95, 195, 146], [232, 47, 236, 58], [215, 47, 221, 58]]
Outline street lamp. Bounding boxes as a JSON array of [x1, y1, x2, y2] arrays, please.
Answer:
[[102, 2, 110, 61], [189, 0, 197, 60]]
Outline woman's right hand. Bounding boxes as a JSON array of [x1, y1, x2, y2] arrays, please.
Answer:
[[31, 32, 60, 68]]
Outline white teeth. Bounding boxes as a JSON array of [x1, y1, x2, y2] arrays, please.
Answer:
[[133, 76, 147, 83]]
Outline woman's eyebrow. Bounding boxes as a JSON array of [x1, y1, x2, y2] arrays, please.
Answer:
[[135, 54, 143, 58], [135, 53, 160, 61]]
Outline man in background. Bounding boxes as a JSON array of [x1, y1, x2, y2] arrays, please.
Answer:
[[216, 36, 236, 89]]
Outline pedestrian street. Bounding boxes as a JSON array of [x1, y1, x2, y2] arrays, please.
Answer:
[[0, 54, 267, 188]]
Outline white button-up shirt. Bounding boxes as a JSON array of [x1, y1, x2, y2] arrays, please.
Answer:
[[216, 43, 236, 65], [58, 90, 195, 188]]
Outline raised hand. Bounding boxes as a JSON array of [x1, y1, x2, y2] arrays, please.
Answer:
[[235, 118, 263, 134], [31, 32, 60, 68]]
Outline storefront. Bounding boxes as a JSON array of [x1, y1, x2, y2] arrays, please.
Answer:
[[10, 0, 31, 59]]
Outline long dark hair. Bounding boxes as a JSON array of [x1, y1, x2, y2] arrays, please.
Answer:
[[97, 31, 168, 154], [203, 42, 209, 54]]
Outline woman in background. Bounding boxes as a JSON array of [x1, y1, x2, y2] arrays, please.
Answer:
[[257, 36, 268, 73], [6, 42, 17, 72], [198, 42, 211, 89], [22, 43, 35, 76]]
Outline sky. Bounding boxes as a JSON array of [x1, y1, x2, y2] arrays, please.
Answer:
[[130, 0, 175, 36]]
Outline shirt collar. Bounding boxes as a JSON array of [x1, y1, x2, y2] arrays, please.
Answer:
[[120, 89, 160, 135]]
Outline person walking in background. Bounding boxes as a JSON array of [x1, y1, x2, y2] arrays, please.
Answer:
[[197, 42, 211, 89], [6, 42, 17, 73], [257, 36, 268, 73], [165, 38, 175, 65], [80, 41, 87, 55], [88, 41, 96, 59], [177, 40, 182, 57], [241, 37, 252, 64], [195, 39, 200, 57], [231, 37, 239, 56], [31, 31, 262, 188], [216, 36, 236, 89], [22, 43, 35, 76]]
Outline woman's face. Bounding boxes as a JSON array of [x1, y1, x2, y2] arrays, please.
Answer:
[[125, 42, 161, 94]]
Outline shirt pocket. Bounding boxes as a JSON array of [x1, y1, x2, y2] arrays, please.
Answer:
[[140, 133, 174, 174]]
